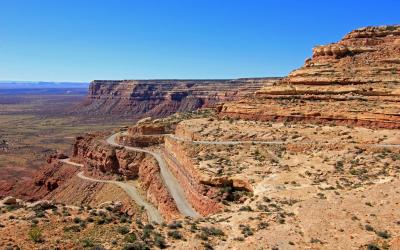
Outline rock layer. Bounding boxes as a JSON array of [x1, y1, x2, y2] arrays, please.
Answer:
[[220, 25, 400, 129], [78, 78, 278, 118], [72, 132, 180, 220]]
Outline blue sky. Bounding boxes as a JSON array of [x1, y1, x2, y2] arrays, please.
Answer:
[[0, 0, 399, 82]]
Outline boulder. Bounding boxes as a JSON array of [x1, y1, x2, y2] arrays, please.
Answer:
[[27, 200, 54, 210], [1, 196, 17, 205]]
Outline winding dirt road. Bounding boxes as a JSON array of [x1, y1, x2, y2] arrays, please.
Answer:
[[61, 132, 398, 223], [60, 159, 163, 223], [106, 133, 200, 218]]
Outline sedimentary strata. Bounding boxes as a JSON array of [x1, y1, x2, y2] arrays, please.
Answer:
[[78, 78, 278, 118], [220, 25, 400, 129]]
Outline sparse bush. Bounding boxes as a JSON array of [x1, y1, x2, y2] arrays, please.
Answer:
[[122, 242, 150, 250], [63, 225, 81, 233], [124, 233, 137, 243], [167, 221, 182, 229], [82, 238, 94, 247], [120, 215, 128, 223], [240, 225, 253, 237], [239, 206, 253, 212], [117, 226, 130, 235], [154, 233, 167, 249], [73, 217, 82, 224], [376, 230, 390, 239], [96, 218, 105, 225], [28, 227, 43, 243], [365, 224, 374, 231], [201, 227, 224, 237], [168, 230, 183, 240], [367, 243, 380, 250]]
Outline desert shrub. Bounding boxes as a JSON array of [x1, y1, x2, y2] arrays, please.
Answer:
[[73, 217, 82, 223], [120, 215, 128, 223], [167, 221, 182, 229], [122, 242, 150, 250], [6, 205, 17, 212], [35, 210, 46, 218], [367, 243, 380, 250], [82, 238, 94, 247], [240, 225, 253, 237], [154, 233, 167, 249], [168, 230, 183, 240], [202, 227, 224, 236], [258, 222, 269, 230], [79, 221, 87, 228], [196, 231, 209, 241], [63, 225, 81, 233], [28, 227, 43, 243], [96, 218, 105, 225], [376, 230, 390, 239], [239, 206, 253, 212], [365, 224, 374, 231], [117, 226, 130, 235], [124, 233, 137, 243]]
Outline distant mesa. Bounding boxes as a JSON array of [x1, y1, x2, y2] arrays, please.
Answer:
[[76, 78, 280, 118]]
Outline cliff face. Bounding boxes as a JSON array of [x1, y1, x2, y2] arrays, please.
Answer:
[[220, 25, 400, 129], [78, 78, 278, 118], [72, 132, 180, 220], [287, 25, 400, 85]]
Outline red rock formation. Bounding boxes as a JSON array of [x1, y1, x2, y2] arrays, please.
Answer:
[[0, 156, 79, 201], [77, 78, 279, 118], [138, 156, 180, 221], [116, 134, 165, 148], [128, 124, 166, 135], [220, 25, 400, 129], [72, 133, 180, 220], [163, 136, 224, 216]]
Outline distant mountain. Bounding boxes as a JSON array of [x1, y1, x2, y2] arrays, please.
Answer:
[[0, 81, 89, 89]]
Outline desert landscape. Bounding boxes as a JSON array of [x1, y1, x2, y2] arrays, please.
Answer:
[[0, 24, 399, 250]]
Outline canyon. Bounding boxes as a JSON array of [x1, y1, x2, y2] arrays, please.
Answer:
[[1, 25, 400, 250]]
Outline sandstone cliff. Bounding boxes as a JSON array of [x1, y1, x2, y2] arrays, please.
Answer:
[[78, 78, 278, 118], [72, 132, 181, 220], [220, 25, 400, 129]]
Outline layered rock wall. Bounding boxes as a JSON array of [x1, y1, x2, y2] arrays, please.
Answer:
[[163, 136, 223, 216], [72, 133, 180, 220], [78, 78, 279, 118], [220, 25, 400, 129]]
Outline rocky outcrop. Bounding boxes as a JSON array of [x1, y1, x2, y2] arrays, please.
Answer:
[[0, 156, 79, 201], [116, 123, 167, 147], [73, 133, 120, 174], [287, 25, 400, 85], [77, 78, 278, 118], [72, 133, 180, 220], [163, 136, 224, 216], [220, 25, 400, 129]]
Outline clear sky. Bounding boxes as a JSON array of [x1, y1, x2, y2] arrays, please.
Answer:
[[0, 0, 399, 82]]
